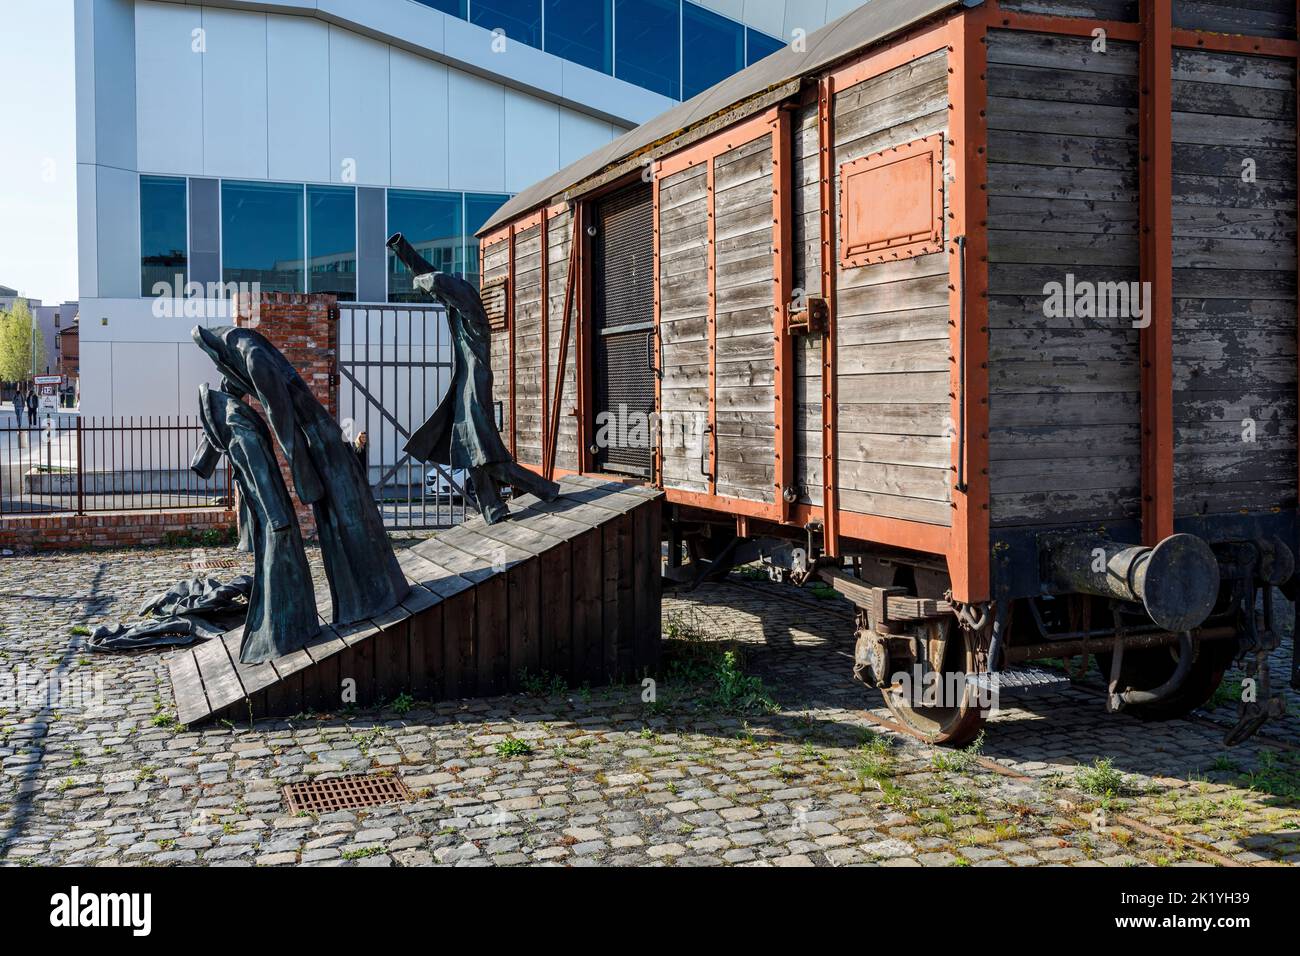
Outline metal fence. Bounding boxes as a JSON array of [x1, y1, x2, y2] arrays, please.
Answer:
[[339, 303, 468, 530], [0, 414, 232, 516]]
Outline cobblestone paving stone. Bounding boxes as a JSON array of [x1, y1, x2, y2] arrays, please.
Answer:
[[0, 544, 1297, 867]]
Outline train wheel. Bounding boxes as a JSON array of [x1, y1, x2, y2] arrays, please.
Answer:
[[1095, 637, 1237, 721], [880, 622, 987, 746]]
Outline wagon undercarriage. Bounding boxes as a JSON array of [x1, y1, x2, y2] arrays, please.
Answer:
[[665, 511, 1293, 746]]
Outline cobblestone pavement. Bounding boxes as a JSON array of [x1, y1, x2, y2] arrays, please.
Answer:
[[0, 544, 1297, 867]]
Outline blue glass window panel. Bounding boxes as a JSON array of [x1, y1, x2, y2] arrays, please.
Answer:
[[746, 28, 784, 66], [307, 185, 356, 301], [470, 0, 542, 49], [414, 0, 467, 16], [614, 0, 680, 99], [464, 192, 512, 289], [544, 0, 612, 74], [682, 3, 743, 99], [387, 190, 464, 302], [140, 176, 187, 296], [221, 181, 305, 294]]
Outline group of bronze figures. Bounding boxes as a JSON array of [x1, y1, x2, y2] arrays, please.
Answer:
[[181, 238, 556, 665]]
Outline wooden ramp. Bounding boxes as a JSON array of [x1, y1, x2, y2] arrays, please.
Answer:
[[169, 476, 663, 725]]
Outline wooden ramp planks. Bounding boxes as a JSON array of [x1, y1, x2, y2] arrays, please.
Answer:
[[169, 476, 663, 725]]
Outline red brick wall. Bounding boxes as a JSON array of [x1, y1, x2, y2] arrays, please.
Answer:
[[0, 509, 236, 552], [234, 292, 339, 539]]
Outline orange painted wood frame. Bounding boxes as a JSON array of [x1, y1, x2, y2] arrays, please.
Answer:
[[651, 172, 664, 485], [817, 74, 840, 558], [773, 106, 796, 523], [543, 208, 580, 480], [507, 224, 517, 456], [947, 12, 991, 604], [1139, 0, 1175, 545]]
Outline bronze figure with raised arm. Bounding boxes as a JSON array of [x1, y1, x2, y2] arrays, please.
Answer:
[[387, 232, 560, 524]]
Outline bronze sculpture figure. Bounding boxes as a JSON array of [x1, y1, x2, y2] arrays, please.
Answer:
[[192, 324, 409, 625], [387, 233, 559, 524], [192, 385, 320, 663]]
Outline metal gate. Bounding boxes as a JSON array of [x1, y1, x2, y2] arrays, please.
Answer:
[[592, 183, 656, 479], [338, 303, 468, 529]]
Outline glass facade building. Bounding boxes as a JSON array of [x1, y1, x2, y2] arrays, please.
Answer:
[[415, 0, 785, 99], [221, 181, 306, 294], [135, 3, 786, 303], [141, 178, 510, 302], [139, 176, 188, 296]]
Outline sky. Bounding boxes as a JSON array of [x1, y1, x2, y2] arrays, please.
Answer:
[[0, 0, 78, 306]]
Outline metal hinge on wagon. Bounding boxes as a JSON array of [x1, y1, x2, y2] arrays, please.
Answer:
[[786, 296, 829, 336]]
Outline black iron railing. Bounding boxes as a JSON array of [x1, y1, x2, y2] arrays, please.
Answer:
[[0, 415, 232, 516]]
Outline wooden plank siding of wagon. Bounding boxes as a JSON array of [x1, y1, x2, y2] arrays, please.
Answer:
[[655, 110, 781, 520], [478, 0, 1300, 611], [713, 135, 778, 505], [983, 27, 1145, 530], [792, 94, 825, 508], [545, 206, 580, 475], [658, 161, 711, 495], [831, 51, 955, 531], [511, 217, 546, 467], [1170, 44, 1299, 519], [483, 236, 512, 453]]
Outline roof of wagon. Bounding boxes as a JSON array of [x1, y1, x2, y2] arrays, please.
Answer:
[[479, 0, 976, 236]]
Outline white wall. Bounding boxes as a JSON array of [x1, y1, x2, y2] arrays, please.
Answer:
[[133, 1, 633, 192], [78, 297, 230, 419], [76, 0, 140, 300], [87, 0, 819, 419], [267, 16, 332, 183]]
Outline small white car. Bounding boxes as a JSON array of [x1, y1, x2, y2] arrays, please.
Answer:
[[425, 467, 467, 500]]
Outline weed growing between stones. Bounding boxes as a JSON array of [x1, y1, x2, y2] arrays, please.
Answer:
[[931, 730, 985, 773], [654, 610, 780, 715], [1075, 757, 1127, 798]]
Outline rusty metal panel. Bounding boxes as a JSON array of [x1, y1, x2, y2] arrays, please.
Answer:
[[840, 134, 946, 267]]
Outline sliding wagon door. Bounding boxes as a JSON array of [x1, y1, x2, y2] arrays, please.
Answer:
[[656, 113, 785, 513]]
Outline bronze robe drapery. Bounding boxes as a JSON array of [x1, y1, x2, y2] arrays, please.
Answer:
[[404, 271, 512, 469], [193, 325, 409, 625], [192, 386, 319, 664]]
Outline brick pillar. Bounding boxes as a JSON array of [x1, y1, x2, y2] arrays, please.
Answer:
[[233, 292, 339, 539]]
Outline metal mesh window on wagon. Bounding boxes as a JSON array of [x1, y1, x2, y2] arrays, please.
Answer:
[[593, 183, 656, 479]]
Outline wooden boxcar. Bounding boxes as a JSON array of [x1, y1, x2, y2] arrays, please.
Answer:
[[474, 0, 1300, 744]]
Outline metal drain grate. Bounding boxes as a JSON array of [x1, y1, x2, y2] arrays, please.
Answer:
[[282, 774, 413, 814], [184, 557, 246, 571]]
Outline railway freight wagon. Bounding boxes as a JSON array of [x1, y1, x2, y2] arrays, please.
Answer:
[[474, 0, 1300, 745]]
